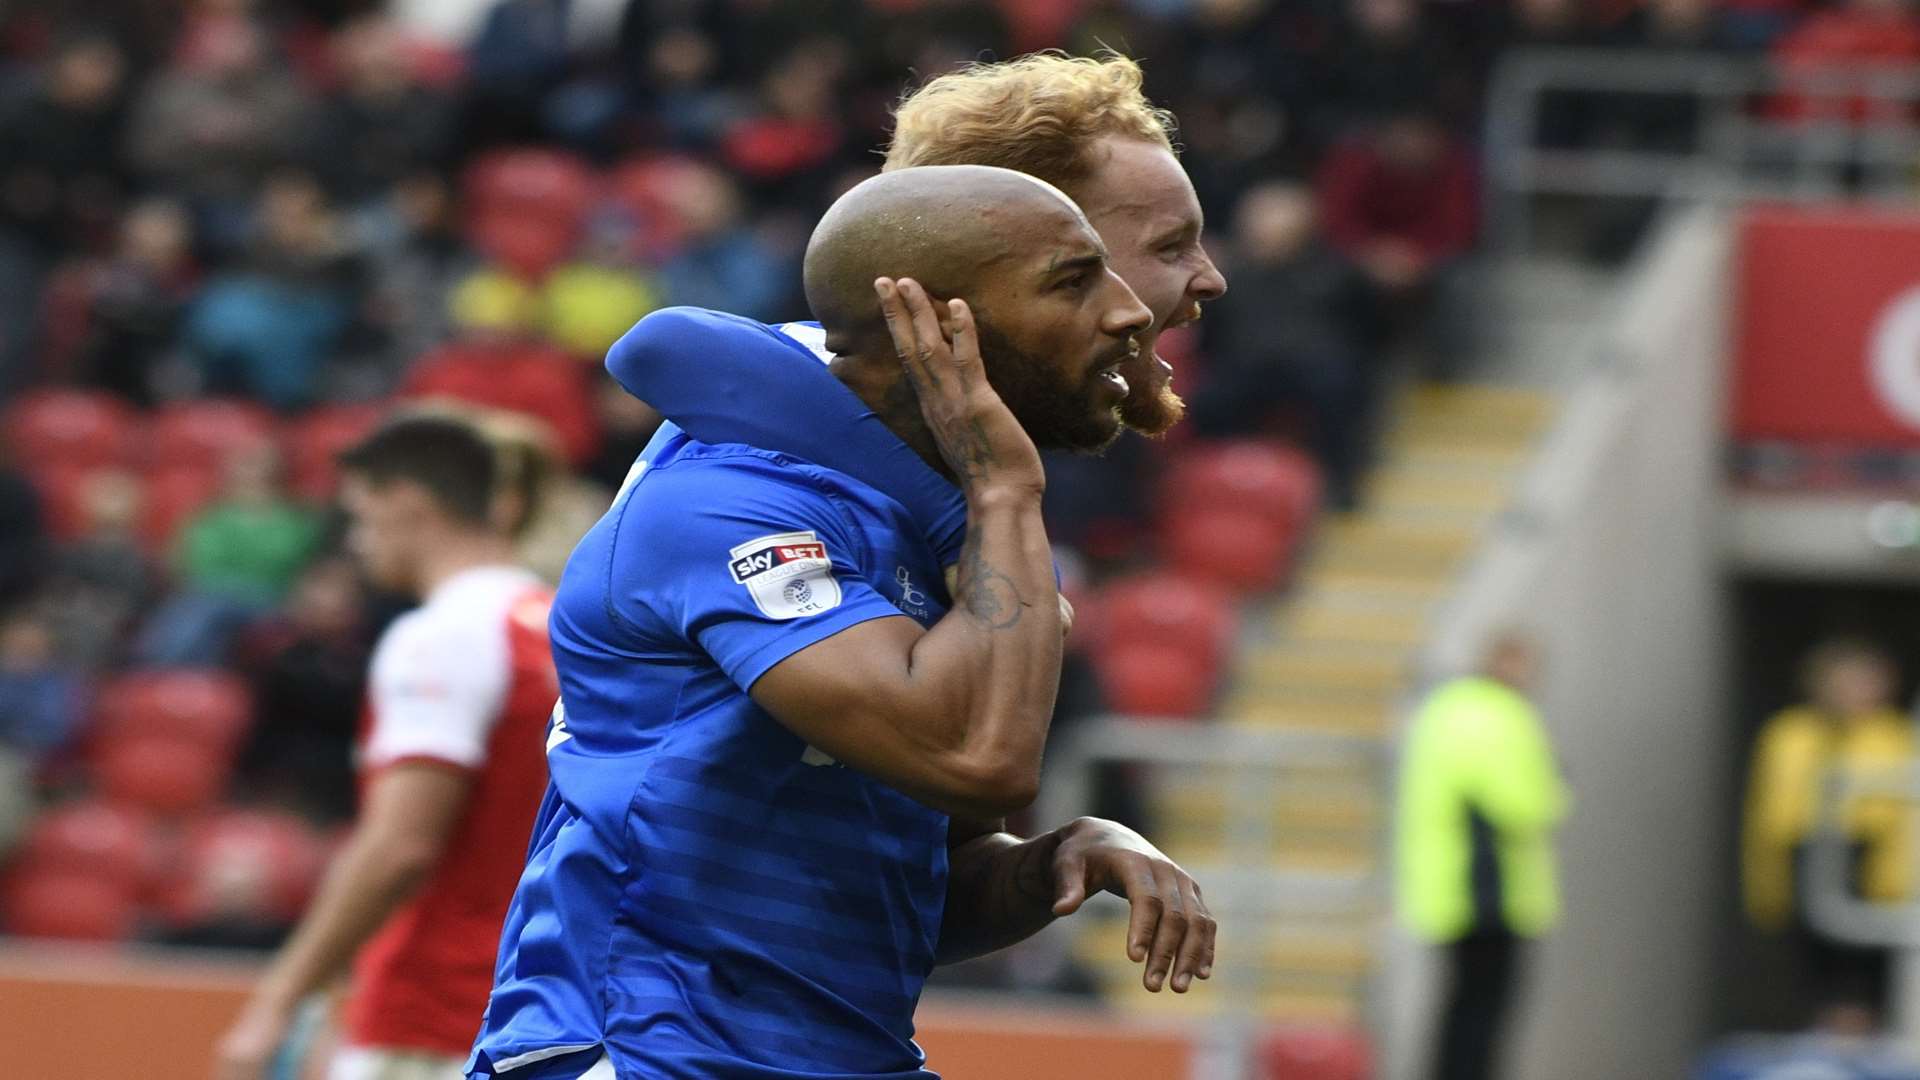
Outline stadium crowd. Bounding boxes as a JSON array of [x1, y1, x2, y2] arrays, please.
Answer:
[[0, 0, 1906, 951]]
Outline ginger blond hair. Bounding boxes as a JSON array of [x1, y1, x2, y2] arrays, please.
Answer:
[[883, 52, 1176, 193]]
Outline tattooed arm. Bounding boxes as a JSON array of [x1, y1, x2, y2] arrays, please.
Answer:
[[750, 280, 1062, 820]]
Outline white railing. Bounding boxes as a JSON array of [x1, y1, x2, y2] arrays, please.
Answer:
[[1485, 49, 1920, 254], [1036, 717, 1392, 1077]]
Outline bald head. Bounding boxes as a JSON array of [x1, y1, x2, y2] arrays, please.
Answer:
[[804, 165, 1099, 357]]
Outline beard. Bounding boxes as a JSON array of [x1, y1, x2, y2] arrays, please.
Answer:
[[1117, 347, 1186, 437], [973, 314, 1126, 455]]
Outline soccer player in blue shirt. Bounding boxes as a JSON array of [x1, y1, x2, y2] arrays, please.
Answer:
[[469, 166, 1214, 1080]]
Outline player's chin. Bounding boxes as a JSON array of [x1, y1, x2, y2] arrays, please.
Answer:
[[1120, 384, 1186, 437]]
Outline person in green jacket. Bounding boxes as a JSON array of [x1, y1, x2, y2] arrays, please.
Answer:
[[1397, 630, 1570, 1080]]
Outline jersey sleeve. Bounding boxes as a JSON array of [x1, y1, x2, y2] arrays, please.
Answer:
[[363, 610, 511, 770], [605, 306, 968, 564], [615, 452, 912, 691]]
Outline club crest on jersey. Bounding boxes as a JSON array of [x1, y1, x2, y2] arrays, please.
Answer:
[[728, 530, 842, 620]]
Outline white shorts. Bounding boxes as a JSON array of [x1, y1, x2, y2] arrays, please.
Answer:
[[496, 1051, 616, 1080], [328, 1045, 468, 1080]]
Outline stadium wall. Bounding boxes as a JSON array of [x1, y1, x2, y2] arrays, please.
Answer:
[[1385, 207, 1736, 1079], [0, 944, 1200, 1079]]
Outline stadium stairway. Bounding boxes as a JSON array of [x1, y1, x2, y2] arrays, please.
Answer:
[[1067, 380, 1561, 1031]]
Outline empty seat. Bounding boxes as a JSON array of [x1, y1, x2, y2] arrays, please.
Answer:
[[403, 342, 599, 465], [465, 148, 596, 222], [3, 389, 139, 472], [0, 867, 138, 941], [1163, 440, 1321, 530], [94, 734, 232, 816], [92, 670, 252, 751], [1161, 506, 1300, 595], [1095, 572, 1236, 675], [1094, 640, 1216, 720], [465, 149, 595, 278], [1256, 1026, 1371, 1080], [148, 399, 277, 473], [285, 403, 386, 503], [11, 800, 158, 890], [154, 809, 327, 928], [470, 213, 580, 281]]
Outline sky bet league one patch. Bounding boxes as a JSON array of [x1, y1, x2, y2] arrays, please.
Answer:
[[729, 531, 843, 620]]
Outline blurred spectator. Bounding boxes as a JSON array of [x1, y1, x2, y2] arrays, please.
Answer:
[[656, 160, 790, 322], [1743, 638, 1911, 1031], [720, 43, 850, 206], [1603, 0, 1739, 52], [0, 608, 84, 857], [622, 20, 741, 147], [583, 373, 663, 492], [1398, 631, 1568, 1080], [233, 556, 368, 822], [355, 172, 473, 380], [0, 454, 44, 610], [125, 15, 312, 250], [44, 469, 151, 670], [134, 445, 323, 667], [1769, 0, 1920, 124], [1191, 181, 1378, 510], [0, 31, 131, 258], [70, 198, 198, 404], [1317, 0, 1471, 138], [540, 214, 662, 360], [1317, 105, 1477, 376], [307, 16, 457, 206], [183, 171, 359, 408]]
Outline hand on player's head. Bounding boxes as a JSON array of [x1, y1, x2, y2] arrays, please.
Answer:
[[809, 166, 1150, 456]]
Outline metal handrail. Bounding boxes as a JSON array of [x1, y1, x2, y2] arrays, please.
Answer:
[[1804, 762, 1920, 947], [1483, 49, 1920, 254]]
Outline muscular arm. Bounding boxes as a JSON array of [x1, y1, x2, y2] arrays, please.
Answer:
[[936, 814, 1220, 993], [215, 764, 471, 1079], [749, 282, 1060, 820], [936, 816, 1060, 964]]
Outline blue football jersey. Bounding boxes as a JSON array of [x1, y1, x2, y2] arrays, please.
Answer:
[[469, 307, 976, 1078]]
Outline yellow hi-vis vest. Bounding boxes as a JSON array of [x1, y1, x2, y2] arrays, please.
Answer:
[[1742, 706, 1913, 932], [1396, 676, 1570, 943]]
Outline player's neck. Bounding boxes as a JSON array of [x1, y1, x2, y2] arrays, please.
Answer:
[[412, 533, 519, 597], [829, 353, 957, 485]]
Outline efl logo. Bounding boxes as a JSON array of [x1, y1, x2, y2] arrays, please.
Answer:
[[728, 530, 842, 620]]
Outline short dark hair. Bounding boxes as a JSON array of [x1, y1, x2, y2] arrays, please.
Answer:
[[337, 415, 498, 527]]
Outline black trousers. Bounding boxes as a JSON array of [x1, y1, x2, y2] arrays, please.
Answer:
[[1434, 930, 1523, 1080]]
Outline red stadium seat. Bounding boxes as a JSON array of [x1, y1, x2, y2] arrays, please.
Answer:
[[403, 342, 600, 465], [1095, 572, 1237, 676], [92, 670, 253, 751], [138, 463, 224, 554], [154, 809, 327, 928], [286, 403, 386, 503], [94, 734, 232, 815], [1162, 507, 1301, 595], [1256, 1026, 1372, 1080], [1163, 440, 1322, 530], [3, 388, 139, 472], [1095, 640, 1217, 719], [607, 155, 704, 262], [471, 213, 580, 281], [464, 149, 596, 277], [465, 148, 596, 222], [148, 399, 278, 473], [12, 800, 159, 890], [0, 867, 138, 941]]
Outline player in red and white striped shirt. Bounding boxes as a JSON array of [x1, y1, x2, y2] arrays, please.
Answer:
[[217, 415, 557, 1080]]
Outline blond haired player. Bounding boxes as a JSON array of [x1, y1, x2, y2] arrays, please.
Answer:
[[886, 52, 1227, 436]]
